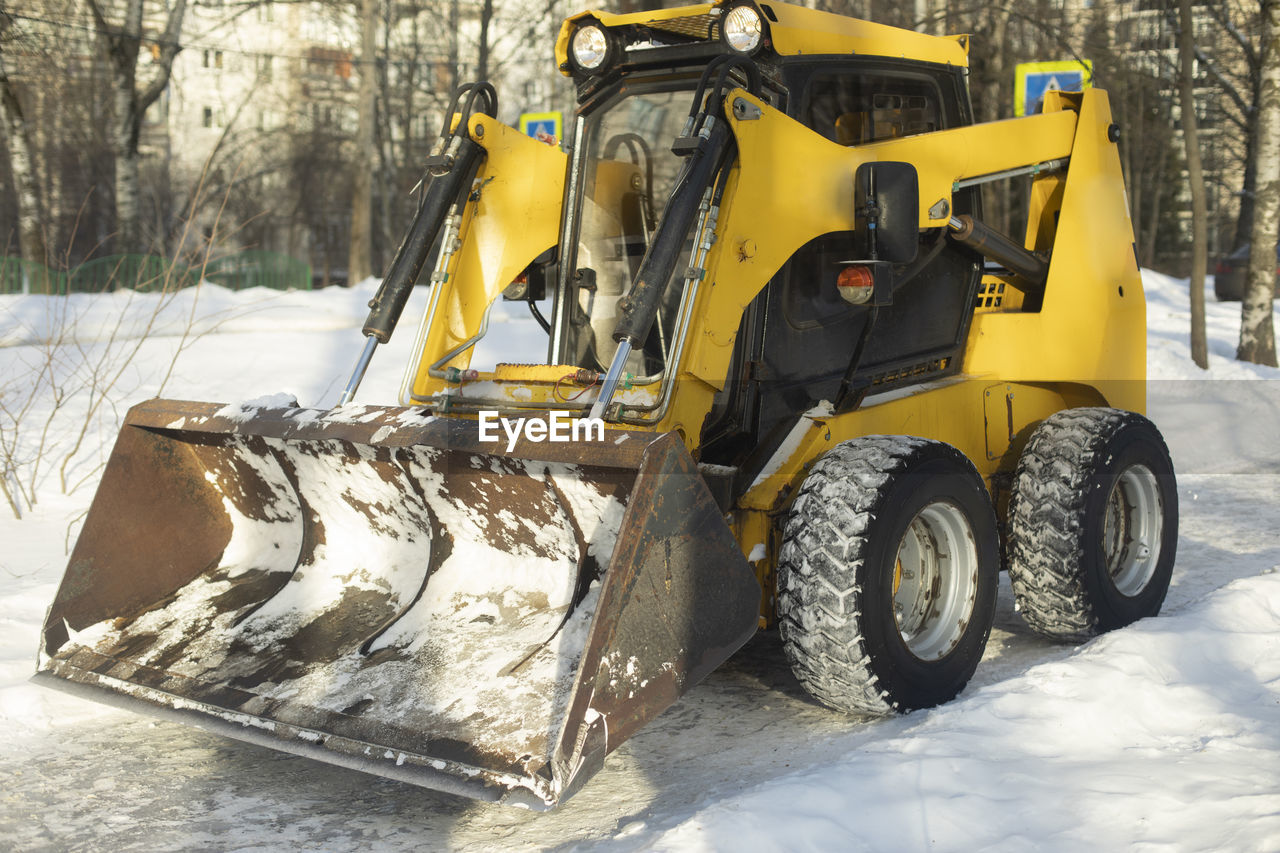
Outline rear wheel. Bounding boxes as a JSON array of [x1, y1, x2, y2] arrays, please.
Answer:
[[777, 437, 999, 715], [1007, 407, 1178, 641]]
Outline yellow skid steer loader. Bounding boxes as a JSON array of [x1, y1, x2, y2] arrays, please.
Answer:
[[37, 1, 1178, 809]]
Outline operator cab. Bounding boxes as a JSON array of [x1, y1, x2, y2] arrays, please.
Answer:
[[531, 2, 982, 471]]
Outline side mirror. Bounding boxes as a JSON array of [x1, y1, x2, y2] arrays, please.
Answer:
[[854, 162, 919, 265]]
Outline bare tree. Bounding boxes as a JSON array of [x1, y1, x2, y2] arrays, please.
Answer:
[[477, 0, 495, 80], [7, 3, 119, 267], [1200, 0, 1270, 254], [284, 116, 354, 287], [0, 12, 49, 274], [1179, 0, 1208, 369], [1239, 0, 1279, 366], [448, 0, 459, 94], [349, 0, 378, 285], [85, 0, 188, 255], [373, 0, 451, 266]]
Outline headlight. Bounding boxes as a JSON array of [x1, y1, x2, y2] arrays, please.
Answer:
[[571, 24, 612, 73], [722, 5, 764, 54]]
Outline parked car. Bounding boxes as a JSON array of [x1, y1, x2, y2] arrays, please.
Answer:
[[1214, 243, 1280, 301]]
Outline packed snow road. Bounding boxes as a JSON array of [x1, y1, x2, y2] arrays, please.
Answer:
[[2, 273, 1279, 850], [4, 466, 1276, 852]]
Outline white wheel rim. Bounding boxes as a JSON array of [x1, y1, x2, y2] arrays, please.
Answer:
[[1103, 463, 1163, 596], [892, 501, 979, 661]]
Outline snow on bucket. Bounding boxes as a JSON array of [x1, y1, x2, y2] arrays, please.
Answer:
[[36, 399, 759, 807]]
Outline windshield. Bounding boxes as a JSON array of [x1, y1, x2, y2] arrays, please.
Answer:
[[562, 83, 697, 377]]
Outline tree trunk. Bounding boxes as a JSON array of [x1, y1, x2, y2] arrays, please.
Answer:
[[88, 0, 188, 256], [1232, 44, 1265, 254], [112, 79, 142, 255], [1179, 0, 1209, 369], [374, 2, 395, 272], [1131, 86, 1145, 258], [348, 0, 378, 285], [403, 16, 419, 154], [0, 46, 49, 279], [1238, 0, 1280, 366], [449, 0, 459, 92], [477, 0, 494, 82], [913, 0, 945, 34], [979, 6, 1011, 234], [1140, 139, 1167, 269], [1232, 103, 1259, 253]]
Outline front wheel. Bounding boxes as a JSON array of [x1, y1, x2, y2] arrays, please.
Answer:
[[777, 437, 1000, 715], [1007, 408, 1178, 641]]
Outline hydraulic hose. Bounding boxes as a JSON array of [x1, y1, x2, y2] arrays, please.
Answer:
[[339, 82, 495, 405], [612, 118, 734, 347], [683, 55, 762, 129], [589, 119, 734, 421], [361, 137, 484, 343], [362, 81, 496, 345]]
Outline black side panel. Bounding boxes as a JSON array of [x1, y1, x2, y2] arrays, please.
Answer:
[[700, 59, 983, 481]]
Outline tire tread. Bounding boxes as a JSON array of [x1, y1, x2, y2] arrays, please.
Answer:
[[1007, 407, 1172, 641], [778, 436, 936, 715]]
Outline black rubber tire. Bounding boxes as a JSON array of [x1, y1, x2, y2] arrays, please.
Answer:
[[777, 436, 1000, 715], [1007, 407, 1178, 642]]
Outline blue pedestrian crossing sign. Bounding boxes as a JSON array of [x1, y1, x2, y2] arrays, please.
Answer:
[[519, 111, 563, 142], [1015, 60, 1093, 116]]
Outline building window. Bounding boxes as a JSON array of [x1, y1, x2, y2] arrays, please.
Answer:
[[203, 107, 214, 128]]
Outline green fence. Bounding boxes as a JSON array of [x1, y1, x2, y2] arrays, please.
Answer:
[[0, 257, 67, 295], [0, 252, 312, 295], [67, 255, 203, 294], [202, 251, 312, 292]]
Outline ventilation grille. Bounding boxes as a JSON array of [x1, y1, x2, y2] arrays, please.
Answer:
[[644, 14, 716, 40], [869, 357, 951, 387], [975, 280, 1006, 310]]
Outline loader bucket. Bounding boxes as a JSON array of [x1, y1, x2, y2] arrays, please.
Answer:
[[35, 399, 759, 808]]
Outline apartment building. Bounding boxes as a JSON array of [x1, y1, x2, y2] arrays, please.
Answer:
[[159, 0, 571, 278]]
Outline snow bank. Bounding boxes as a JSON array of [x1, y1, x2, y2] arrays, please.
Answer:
[[0, 281, 375, 348], [1144, 269, 1280, 381], [2, 269, 1279, 849], [1141, 270, 1280, 476], [650, 571, 1280, 852], [0, 278, 548, 366]]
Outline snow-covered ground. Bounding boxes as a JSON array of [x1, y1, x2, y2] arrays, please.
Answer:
[[2, 272, 1278, 851]]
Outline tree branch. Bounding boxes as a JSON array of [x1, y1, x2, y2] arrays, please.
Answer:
[[84, 0, 135, 78], [138, 0, 188, 114], [1206, 1, 1257, 70]]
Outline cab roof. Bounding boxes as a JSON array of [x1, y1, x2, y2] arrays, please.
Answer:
[[554, 1, 970, 76]]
